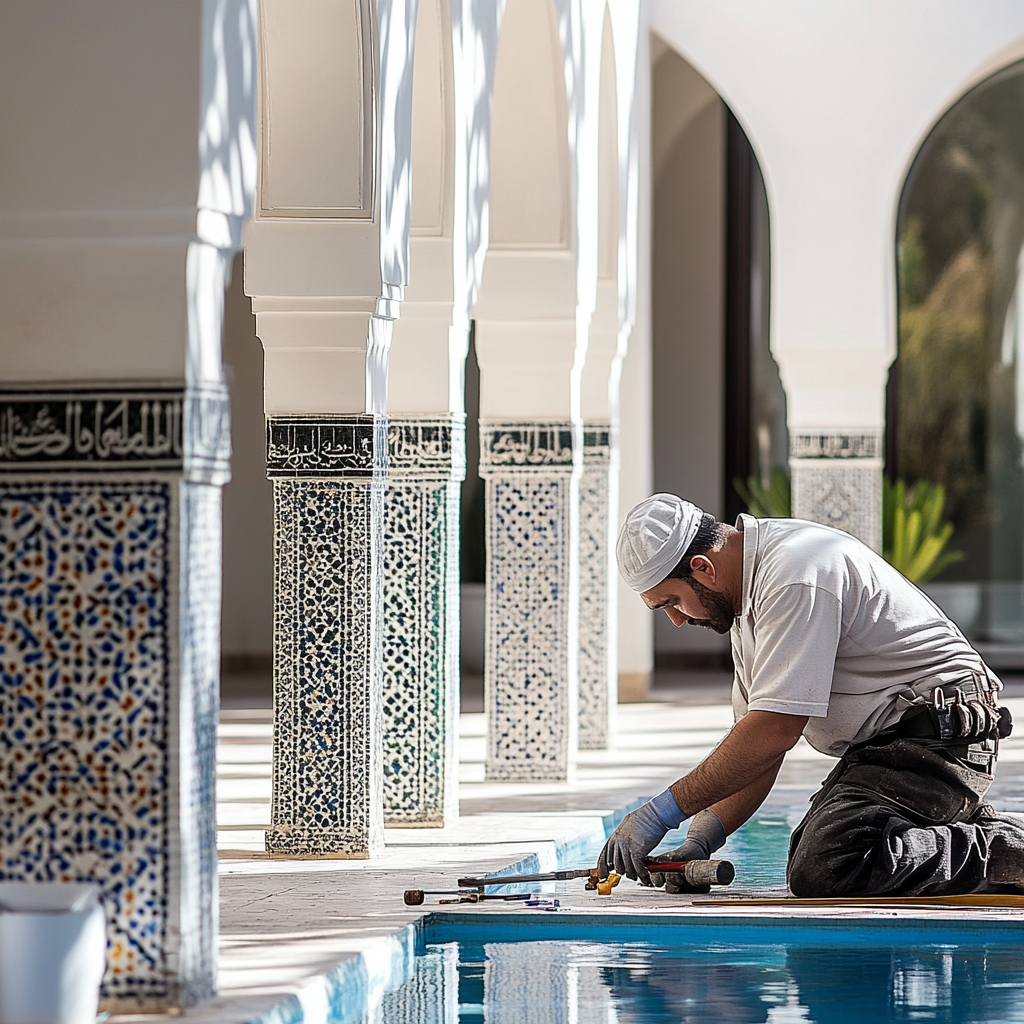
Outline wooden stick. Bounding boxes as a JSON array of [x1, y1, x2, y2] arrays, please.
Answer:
[[692, 893, 1024, 908]]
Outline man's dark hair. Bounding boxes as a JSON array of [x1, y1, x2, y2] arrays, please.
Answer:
[[665, 513, 729, 581]]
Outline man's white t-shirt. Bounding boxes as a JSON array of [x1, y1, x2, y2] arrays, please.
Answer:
[[730, 515, 998, 757]]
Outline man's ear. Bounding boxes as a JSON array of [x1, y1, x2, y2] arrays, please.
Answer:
[[689, 554, 716, 583]]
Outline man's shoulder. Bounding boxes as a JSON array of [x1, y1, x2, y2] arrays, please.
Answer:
[[754, 518, 861, 591]]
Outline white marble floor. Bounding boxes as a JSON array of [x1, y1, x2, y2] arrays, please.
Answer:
[[110, 688, 1024, 1022]]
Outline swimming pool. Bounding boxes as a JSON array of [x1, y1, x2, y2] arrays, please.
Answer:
[[371, 922, 1024, 1024], [358, 800, 1024, 1024]]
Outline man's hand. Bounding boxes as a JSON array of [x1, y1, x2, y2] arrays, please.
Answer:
[[599, 712, 804, 892], [598, 789, 688, 885], [648, 809, 726, 893], [598, 803, 668, 885]]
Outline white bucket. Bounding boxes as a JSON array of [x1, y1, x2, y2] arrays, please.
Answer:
[[0, 883, 105, 1024]]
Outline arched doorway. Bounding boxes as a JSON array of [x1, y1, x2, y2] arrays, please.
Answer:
[[650, 41, 783, 673], [888, 61, 1024, 661]]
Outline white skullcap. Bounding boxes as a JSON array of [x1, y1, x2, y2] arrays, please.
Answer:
[[616, 493, 705, 593]]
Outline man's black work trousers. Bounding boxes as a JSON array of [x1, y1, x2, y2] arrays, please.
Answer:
[[787, 738, 1024, 897]]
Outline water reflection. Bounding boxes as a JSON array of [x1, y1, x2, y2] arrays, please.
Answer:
[[371, 939, 1024, 1024]]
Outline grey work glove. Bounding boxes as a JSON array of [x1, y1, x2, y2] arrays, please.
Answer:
[[648, 809, 727, 893], [598, 789, 688, 886]]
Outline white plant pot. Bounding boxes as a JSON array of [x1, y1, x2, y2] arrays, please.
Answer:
[[0, 884, 105, 1024]]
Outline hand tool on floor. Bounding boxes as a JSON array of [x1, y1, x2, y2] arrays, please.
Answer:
[[404, 859, 735, 906], [405, 869, 597, 905], [645, 859, 736, 888], [403, 890, 557, 906]]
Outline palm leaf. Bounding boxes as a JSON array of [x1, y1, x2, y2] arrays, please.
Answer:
[[883, 478, 964, 584]]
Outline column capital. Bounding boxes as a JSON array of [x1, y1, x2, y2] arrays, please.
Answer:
[[387, 415, 466, 482], [266, 413, 387, 479], [790, 429, 882, 460], [479, 421, 575, 476], [0, 383, 231, 485]]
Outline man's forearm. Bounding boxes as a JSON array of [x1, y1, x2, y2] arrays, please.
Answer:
[[708, 756, 784, 834], [668, 711, 807, 819]]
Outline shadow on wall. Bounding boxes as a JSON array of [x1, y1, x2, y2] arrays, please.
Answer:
[[221, 253, 274, 709]]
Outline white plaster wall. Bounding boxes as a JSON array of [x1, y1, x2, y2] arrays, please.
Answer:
[[472, 0, 577, 421], [221, 255, 274, 657], [650, 47, 727, 657], [0, 3, 201, 381], [615, 27, 654, 686], [388, 0, 457, 416], [650, 1, 1024, 437]]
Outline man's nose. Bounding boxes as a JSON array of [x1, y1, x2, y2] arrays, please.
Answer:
[[664, 607, 687, 627]]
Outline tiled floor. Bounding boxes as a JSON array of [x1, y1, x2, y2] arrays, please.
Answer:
[[113, 679, 1024, 1022]]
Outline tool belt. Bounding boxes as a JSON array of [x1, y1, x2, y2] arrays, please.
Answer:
[[853, 675, 1012, 778], [892, 677, 1012, 746]]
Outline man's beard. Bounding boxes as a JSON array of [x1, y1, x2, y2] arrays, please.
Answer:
[[684, 576, 735, 634]]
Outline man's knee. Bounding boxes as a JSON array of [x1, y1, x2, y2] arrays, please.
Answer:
[[787, 798, 881, 897], [787, 839, 835, 897]]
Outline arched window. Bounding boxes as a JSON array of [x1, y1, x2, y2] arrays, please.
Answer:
[[888, 62, 1024, 650]]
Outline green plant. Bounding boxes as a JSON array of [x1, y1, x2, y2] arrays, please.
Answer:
[[733, 466, 791, 518], [883, 478, 965, 584]]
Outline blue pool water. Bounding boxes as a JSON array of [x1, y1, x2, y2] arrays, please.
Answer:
[[373, 931, 1024, 1024], [362, 803, 1024, 1023]]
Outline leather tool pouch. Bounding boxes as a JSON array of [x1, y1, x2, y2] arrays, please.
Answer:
[[926, 699, 1011, 743]]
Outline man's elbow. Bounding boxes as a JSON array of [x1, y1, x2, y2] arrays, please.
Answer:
[[748, 711, 808, 754]]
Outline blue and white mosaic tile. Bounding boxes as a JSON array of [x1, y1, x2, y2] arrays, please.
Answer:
[[382, 482, 449, 824], [381, 417, 463, 827], [483, 471, 574, 781], [268, 478, 385, 857], [0, 481, 171, 1001], [578, 429, 613, 751]]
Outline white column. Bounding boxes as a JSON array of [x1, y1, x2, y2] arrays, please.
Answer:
[[471, 0, 583, 781], [380, 0, 466, 826], [245, 0, 415, 856], [0, 1, 256, 1010]]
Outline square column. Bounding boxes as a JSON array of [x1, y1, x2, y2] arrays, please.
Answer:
[[0, 384, 229, 1010], [382, 417, 464, 826], [578, 425, 616, 750], [479, 423, 578, 782], [790, 431, 883, 551], [265, 416, 386, 857]]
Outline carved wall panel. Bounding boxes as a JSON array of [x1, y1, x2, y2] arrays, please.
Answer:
[[790, 431, 883, 552], [480, 421, 577, 781]]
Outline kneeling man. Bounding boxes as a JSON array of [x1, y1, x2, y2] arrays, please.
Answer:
[[599, 493, 1024, 896]]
